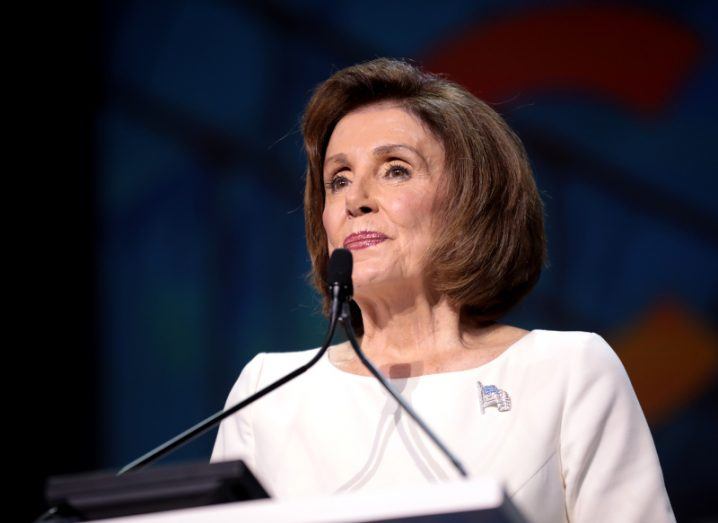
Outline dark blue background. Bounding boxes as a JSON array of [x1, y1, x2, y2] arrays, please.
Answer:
[[23, 1, 717, 521]]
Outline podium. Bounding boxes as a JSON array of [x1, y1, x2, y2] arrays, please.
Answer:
[[86, 476, 526, 523]]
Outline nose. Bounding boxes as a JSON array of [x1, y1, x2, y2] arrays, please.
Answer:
[[345, 175, 378, 218]]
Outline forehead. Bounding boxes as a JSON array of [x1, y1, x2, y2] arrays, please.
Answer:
[[324, 102, 443, 161]]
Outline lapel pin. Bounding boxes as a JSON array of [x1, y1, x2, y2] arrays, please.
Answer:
[[477, 381, 512, 413]]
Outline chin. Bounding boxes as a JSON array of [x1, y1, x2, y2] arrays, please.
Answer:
[[352, 267, 405, 296], [351, 274, 386, 294]]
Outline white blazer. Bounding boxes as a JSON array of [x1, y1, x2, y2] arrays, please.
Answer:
[[212, 330, 675, 523]]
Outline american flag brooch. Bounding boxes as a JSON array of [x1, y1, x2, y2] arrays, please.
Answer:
[[477, 382, 512, 413]]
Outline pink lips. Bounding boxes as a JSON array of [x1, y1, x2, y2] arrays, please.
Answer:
[[343, 231, 388, 250]]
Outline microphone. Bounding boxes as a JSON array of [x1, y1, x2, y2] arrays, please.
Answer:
[[326, 246, 353, 322], [327, 247, 353, 301], [335, 249, 469, 479], [117, 250, 350, 475]]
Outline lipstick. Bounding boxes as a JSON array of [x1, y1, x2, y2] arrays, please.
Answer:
[[343, 231, 388, 250]]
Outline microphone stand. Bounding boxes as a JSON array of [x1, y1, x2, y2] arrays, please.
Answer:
[[338, 300, 469, 478], [117, 285, 343, 476]]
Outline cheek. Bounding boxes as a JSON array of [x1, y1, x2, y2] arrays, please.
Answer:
[[321, 204, 340, 248], [386, 190, 436, 231]]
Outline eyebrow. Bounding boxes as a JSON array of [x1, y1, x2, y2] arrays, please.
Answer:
[[324, 143, 428, 171]]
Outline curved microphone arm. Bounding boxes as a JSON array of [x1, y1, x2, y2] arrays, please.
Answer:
[[338, 301, 469, 478], [117, 285, 343, 476]]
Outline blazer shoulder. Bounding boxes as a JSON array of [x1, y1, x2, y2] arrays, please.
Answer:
[[530, 329, 622, 369], [253, 347, 323, 384]]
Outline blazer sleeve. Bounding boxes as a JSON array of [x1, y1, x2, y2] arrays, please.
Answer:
[[560, 333, 675, 522], [210, 353, 266, 472]]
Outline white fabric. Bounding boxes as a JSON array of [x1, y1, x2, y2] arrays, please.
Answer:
[[211, 329, 675, 523]]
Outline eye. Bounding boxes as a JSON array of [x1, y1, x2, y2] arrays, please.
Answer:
[[384, 163, 411, 180], [325, 174, 350, 193]]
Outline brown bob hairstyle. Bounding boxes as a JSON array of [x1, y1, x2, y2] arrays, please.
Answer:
[[302, 58, 547, 331]]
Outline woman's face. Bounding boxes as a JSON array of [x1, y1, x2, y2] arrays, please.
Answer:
[[322, 102, 446, 297]]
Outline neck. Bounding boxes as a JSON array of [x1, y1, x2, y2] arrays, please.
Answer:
[[351, 288, 495, 365], [330, 287, 528, 378]]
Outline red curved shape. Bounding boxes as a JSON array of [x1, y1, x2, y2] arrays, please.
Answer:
[[424, 6, 703, 114]]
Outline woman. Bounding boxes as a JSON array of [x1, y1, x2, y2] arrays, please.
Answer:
[[212, 58, 674, 522]]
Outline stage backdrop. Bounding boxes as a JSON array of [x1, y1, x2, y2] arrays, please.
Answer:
[[36, 1, 717, 522]]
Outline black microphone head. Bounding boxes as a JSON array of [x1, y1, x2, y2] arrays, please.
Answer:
[[327, 248, 353, 299]]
